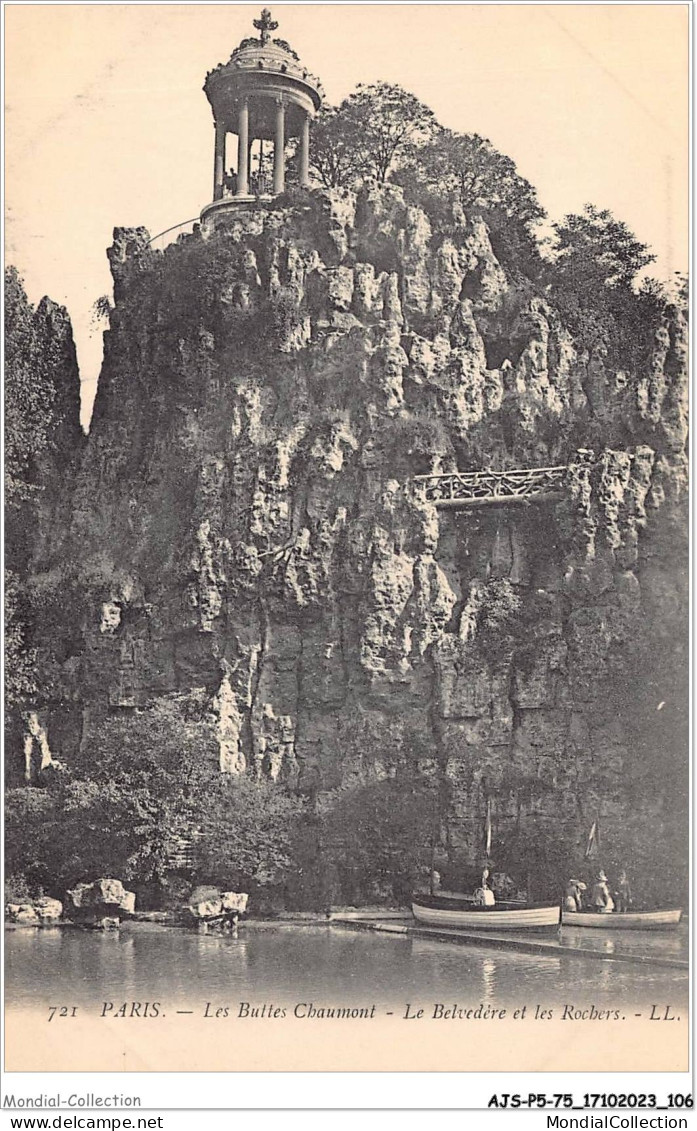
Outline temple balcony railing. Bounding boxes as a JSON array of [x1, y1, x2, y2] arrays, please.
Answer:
[[147, 217, 201, 252]]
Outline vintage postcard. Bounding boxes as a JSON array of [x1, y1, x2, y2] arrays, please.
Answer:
[[4, 2, 689, 1083]]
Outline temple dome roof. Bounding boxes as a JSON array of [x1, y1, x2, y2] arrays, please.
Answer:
[[204, 10, 323, 115]]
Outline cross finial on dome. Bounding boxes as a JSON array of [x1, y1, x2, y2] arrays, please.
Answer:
[[253, 9, 278, 45]]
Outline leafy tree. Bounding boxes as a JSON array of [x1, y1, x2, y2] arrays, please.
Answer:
[[468, 578, 526, 664], [5, 694, 310, 902], [5, 696, 217, 895], [91, 293, 113, 328], [5, 787, 55, 894], [322, 776, 439, 903], [478, 578, 523, 637], [58, 778, 188, 892], [549, 204, 655, 292], [345, 82, 438, 184], [309, 104, 369, 189], [4, 573, 37, 711], [637, 271, 688, 315], [81, 692, 217, 798], [544, 204, 666, 374], [78, 695, 306, 896], [193, 776, 305, 890], [394, 129, 546, 275], [77, 696, 219, 885], [310, 83, 438, 188], [7, 774, 192, 897], [398, 130, 544, 230]]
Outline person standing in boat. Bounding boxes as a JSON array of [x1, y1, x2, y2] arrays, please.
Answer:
[[614, 869, 632, 912], [563, 879, 585, 912], [590, 870, 615, 913]]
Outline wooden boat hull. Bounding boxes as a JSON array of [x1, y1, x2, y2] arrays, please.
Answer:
[[562, 909, 682, 931], [412, 898, 560, 931]]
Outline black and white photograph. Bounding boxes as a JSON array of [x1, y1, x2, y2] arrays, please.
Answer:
[[3, 0, 690, 1093]]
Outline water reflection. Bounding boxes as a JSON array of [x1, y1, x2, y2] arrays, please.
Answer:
[[559, 924, 688, 961], [481, 957, 496, 1000], [5, 923, 688, 1014]]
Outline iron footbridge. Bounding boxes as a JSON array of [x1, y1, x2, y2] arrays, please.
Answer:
[[413, 466, 572, 509]]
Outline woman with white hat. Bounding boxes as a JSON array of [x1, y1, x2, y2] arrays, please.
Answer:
[[590, 870, 615, 913]]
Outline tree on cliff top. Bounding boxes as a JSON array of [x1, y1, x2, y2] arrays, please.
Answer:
[[549, 204, 655, 292], [310, 95, 544, 273], [309, 104, 369, 189], [310, 82, 437, 187], [396, 130, 545, 230], [395, 129, 546, 274], [546, 204, 660, 360]]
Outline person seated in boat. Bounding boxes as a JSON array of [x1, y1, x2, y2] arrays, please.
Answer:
[[473, 881, 496, 907], [613, 869, 632, 912], [590, 871, 615, 913], [491, 871, 512, 900]]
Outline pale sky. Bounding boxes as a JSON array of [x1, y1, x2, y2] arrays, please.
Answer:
[[5, 3, 689, 428]]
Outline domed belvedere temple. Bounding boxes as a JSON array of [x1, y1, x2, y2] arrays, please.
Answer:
[[201, 9, 324, 226]]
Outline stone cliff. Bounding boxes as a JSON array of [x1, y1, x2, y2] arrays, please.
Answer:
[[5, 279, 83, 783], [26, 186, 688, 897]]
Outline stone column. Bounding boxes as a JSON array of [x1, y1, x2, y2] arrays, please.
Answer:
[[299, 112, 311, 188], [237, 98, 250, 196], [273, 99, 286, 195], [213, 120, 226, 201]]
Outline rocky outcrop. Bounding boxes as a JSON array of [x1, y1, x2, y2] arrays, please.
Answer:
[[33, 297, 83, 471], [26, 186, 687, 897], [67, 878, 136, 924], [6, 897, 63, 925], [5, 277, 84, 785], [31, 296, 85, 568], [22, 710, 65, 783], [188, 885, 248, 925]]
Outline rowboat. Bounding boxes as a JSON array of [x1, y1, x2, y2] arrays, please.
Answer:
[[412, 894, 560, 931], [561, 908, 682, 931], [435, 890, 527, 905]]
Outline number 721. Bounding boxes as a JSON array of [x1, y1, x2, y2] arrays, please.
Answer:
[[47, 1005, 78, 1021]]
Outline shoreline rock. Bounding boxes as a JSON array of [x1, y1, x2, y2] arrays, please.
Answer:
[[5, 897, 63, 926], [66, 878, 136, 926], [188, 886, 249, 930]]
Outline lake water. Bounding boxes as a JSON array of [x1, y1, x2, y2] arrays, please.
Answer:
[[5, 920, 688, 1012], [5, 922, 688, 1073]]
